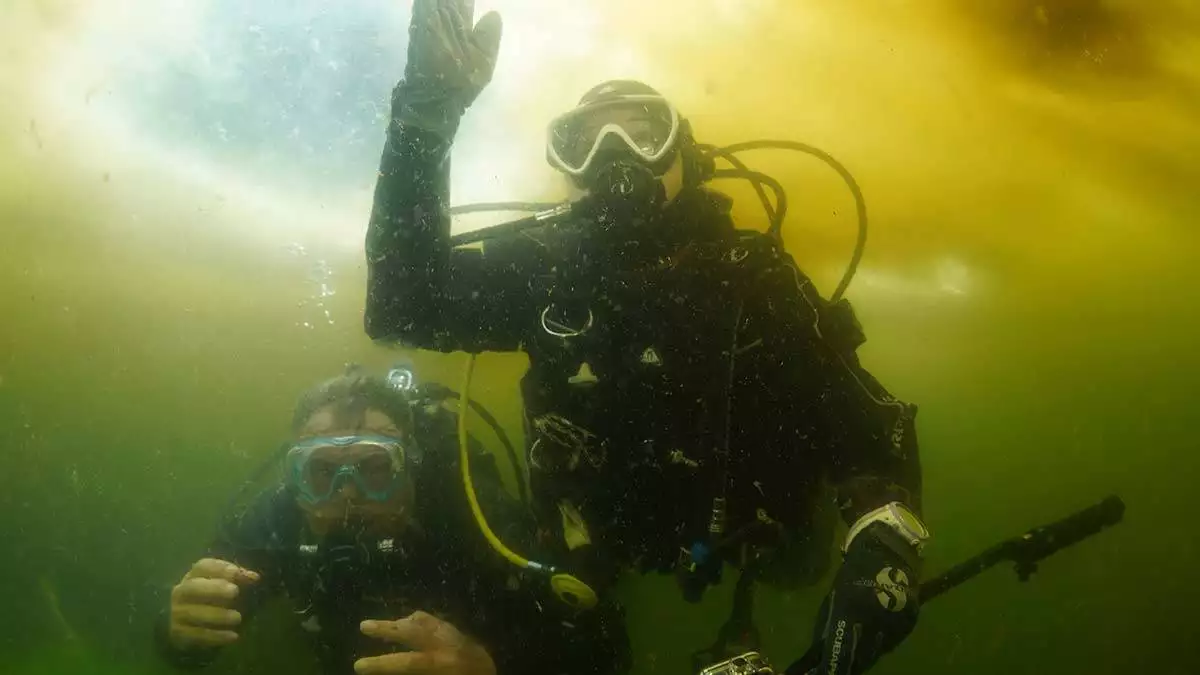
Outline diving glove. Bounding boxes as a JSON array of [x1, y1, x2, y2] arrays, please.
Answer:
[[391, 0, 503, 140], [810, 523, 920, 675]]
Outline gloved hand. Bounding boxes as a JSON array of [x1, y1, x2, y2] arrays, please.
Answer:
[[391, 0, 504, 140], [809, 524, 920, 675]]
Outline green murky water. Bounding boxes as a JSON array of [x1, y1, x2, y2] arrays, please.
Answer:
[[2, 1, 1198, 674]]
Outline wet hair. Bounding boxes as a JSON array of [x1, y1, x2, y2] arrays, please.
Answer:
[[290, 364, 415, 438]]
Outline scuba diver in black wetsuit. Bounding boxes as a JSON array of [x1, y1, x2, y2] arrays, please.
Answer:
[[154, 367, 629, 675], [365, 2, 930, 673]]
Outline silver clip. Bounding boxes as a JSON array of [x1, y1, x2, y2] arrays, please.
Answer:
[[540, 304, 594, 338]]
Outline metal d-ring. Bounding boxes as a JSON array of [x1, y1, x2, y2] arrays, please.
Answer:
[[528, 438, 546, 471], [540, 304, 594, 338]]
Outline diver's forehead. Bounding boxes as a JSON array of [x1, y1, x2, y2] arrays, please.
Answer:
[[299, 407, 399, 437]]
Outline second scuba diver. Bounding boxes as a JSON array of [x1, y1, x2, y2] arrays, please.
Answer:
[[365, 2, 930, 673], [155, 367, 629, 675]]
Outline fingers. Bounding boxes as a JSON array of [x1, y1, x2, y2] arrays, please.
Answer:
[[168, 602, 242, 651], [471, 11, 503, 63], [184, 558, 261, 585], [172, 577, 240, 606], [172, 603, 243, 630], [442, 0, 477, 25], [169, 623, 240, 649], [410, 0, 439, 27], [437, 2, 473, 58], [358, 613, 494, 675], [354, 650, 435, 675], [360, 612, 453, 653], [413, 0, 467, 46], [166, 558, 256, 652]]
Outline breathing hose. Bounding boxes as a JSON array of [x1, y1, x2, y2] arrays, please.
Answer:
[[707, 140, 868, 302], [457, 353, 598, 610], [696, 143, 780, 232], [445, 138, 868, 302], [449, 201, 564, 216]]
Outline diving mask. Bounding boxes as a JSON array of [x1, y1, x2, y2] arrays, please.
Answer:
[[546, 94, 680, 180], [285, 435, 407, 506]]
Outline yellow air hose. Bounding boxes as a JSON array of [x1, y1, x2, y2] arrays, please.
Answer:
[[457, 352, 598, 610]]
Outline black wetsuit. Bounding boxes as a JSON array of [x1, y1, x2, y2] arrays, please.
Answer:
[[155, 406, 629, 675], [365, 124, 923, 593]]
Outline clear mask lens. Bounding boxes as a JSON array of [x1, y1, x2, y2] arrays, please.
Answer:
[[549, 98, 678, 174], [286, 435, 405, 505]]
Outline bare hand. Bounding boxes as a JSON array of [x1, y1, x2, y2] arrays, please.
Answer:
[[168, 557, 260, 650], [355, 611, 496, 675]]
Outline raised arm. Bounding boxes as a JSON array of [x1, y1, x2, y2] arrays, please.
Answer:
[[365, 0, 536, 352]]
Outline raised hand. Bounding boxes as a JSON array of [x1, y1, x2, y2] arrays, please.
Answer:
[[167, 558, 261, 649], [392, 0, 504, 139]]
